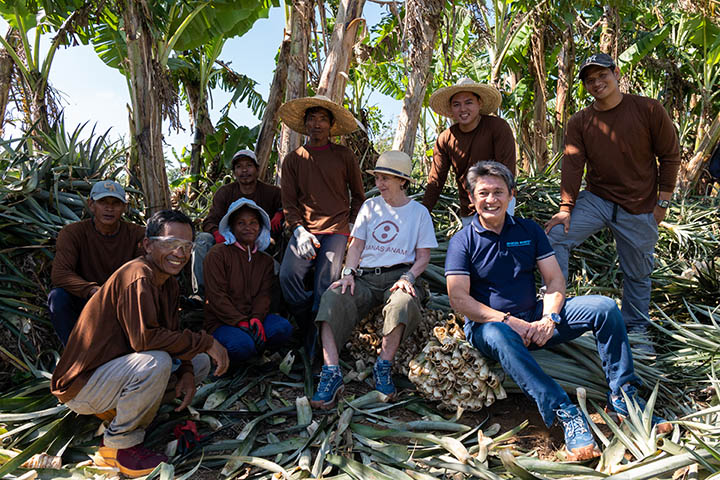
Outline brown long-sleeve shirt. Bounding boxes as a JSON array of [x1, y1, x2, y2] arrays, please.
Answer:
[[561, 94, 680, 215], [422, 116, 516, 217], [281, 143, 365, 234], [202, 181, 282, 233], [51, 257, 214, 403], [203, 244, 274, 333], [51, 219, 146, 299]]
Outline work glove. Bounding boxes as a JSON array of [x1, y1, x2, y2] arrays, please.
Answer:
[[237, 318, 266, 352], [173, 420, 203, 455], [213, 230, 225, 244], [293, 225, 320, 260], [270, 211, 284, 234]]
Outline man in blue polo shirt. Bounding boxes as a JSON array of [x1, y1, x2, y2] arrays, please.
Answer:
[[445, 161, 671, 460]]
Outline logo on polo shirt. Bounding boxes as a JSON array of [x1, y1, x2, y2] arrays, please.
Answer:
[[372, 220, 399, 244], [506, 240, 531, 247]]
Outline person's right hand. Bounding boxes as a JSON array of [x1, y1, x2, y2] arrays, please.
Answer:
[[330, 274, 355, 295], [293, 226, 321, 259], [505, 316, 533, 347], [207, 339, 229, 376], [544, 211, 571, 235]]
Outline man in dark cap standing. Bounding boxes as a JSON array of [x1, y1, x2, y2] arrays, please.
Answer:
[[545, 53, 680, 347]]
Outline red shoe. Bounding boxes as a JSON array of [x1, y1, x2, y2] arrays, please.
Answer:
[[96, 443, 168, 478]]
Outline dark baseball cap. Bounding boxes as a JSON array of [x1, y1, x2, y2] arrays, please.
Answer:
[[578, 53, 616, 80]]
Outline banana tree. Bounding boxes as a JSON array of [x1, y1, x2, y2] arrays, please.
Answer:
[[0, 1, 87, 137], [85, 0, 277, 213]]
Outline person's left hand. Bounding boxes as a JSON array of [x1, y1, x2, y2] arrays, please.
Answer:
[[653, 205, 667, 225], [175, 371, 196, 412], [270, 211, 284, 234], [390, 278, 416, 297], [524, 318, 556, 347]]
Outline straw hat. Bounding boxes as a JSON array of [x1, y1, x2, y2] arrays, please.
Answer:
[[278, 94, 359, 136], [366, 150, 415, 183], [429, 78, 502, 117]]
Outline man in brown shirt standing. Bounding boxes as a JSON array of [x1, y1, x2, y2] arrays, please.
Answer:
[[191, 149, 283, 298], [49, 180, 145, 345], [545, 53, 680, 344], [51, 210, 229, 477], [423, 78, 517, 225], [277, 95, 365, 357]]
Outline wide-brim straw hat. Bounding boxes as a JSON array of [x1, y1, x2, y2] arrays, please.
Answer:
[[366, 150, 416, 183], [278, 94, 359, 136], [429, 77, 502, 117]]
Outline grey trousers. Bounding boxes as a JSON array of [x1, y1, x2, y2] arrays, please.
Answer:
[[66, 351, 211, 449], [547, 190, 658, 330], [191, 232, 215, 296]]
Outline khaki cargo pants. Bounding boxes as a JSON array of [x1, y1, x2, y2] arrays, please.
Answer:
[[315, 267, 425, 352]]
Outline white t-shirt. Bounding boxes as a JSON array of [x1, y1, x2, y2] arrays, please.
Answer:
[[351, 196, 437, 268]]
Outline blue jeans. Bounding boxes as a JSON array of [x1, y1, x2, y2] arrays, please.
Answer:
[[48, 287, 88, 345], [547, 190, 658, 330], [212, 314, 293, 364], [465, 295, 639, 427], [278, 233, 346, 313]]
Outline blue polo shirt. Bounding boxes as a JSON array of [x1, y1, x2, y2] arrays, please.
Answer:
[[445, 215, 555, 315]]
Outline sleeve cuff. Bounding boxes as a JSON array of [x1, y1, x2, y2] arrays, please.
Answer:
[[445, 270, 470, 277]]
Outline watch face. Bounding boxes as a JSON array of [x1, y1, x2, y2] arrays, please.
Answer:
[[550, 313, 561, 324], [342, 267, 353, 276]]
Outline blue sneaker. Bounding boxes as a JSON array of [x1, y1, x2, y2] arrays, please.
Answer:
[[607, 385, 672, 434], [373, 359, 396, 398], [555, 403, 601, 460], [310, 365, 344, 409]]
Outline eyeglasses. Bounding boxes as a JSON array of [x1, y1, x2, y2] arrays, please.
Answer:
[[148, 236, 194, 254]]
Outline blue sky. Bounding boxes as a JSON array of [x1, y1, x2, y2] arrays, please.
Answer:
[[1, 3, 402, 158]]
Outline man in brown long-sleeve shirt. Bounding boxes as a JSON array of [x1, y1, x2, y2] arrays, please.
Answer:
[[191, 149, 283, 298], [51, 210, 228, 478], [49, 180, 145, 345], [423, 78, 517, 226], [277, 95, 365, 357], [545, 53, 680, 342]]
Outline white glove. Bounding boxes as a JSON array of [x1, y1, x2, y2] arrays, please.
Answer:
[[293, 225, 320, 259]]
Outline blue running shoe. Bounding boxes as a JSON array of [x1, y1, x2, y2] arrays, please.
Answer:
[[373, 359, 396, 398], [555, 403, 601, 460], [607, 385, 672, 434], [310, 365, 344, 409]]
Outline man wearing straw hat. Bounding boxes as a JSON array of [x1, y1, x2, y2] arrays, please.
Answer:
[[310, 151, 436, 409], [544, 53, 680, 345], [423, 78, 517, 225], [277, 95, 365, 357]]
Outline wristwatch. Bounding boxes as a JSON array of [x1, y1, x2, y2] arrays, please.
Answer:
[[657, 198, 670, 209], [341, 267, 356, 277], [543, 313, 561, 324]]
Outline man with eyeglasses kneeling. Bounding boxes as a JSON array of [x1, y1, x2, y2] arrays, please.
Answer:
[[51, 210, 229, 478]]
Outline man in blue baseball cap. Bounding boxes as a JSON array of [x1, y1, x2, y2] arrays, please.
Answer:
[[49, 180, 145, 345]]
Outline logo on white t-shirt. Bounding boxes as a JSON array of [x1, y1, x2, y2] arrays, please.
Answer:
[[372, 220, 399, 244]]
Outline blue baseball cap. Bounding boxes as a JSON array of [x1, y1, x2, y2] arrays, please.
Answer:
[[90, 180, 127, 203], [578, 53, 616, 80]]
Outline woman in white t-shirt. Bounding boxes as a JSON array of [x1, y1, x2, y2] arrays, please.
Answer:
[[310, 151, 437, 409]]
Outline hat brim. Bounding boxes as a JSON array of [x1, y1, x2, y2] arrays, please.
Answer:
[[278, 96, 359, 136], [578, 62, 615, 79], [365, 167, 416, 184], [91, 192, 127, 203], [429, 84, 502, 117]]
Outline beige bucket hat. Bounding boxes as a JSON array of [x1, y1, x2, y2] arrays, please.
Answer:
[[278, 94, 359, 136], [429, 77, 502, 117], [366, 150, 415, 183]]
